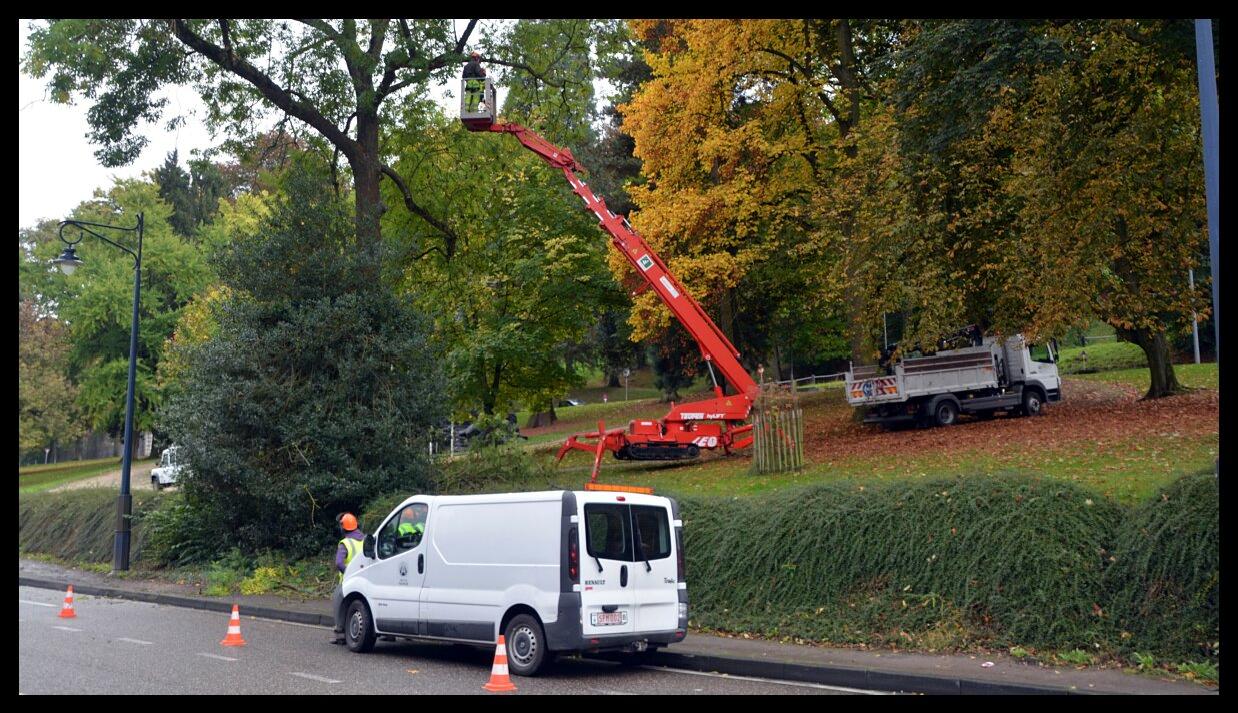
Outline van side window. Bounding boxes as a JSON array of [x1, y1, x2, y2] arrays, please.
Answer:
[[377, 503, 427, 559], [584, 504, 631, 561], [631, 506, 671, 560]]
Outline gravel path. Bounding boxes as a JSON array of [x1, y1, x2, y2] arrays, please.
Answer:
[[49, 460, 160, 493]]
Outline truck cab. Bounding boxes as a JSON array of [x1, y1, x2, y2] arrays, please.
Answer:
[[150, 445, 188, 490]]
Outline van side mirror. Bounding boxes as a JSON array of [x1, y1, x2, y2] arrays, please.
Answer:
[[363, 534, 375, 559]]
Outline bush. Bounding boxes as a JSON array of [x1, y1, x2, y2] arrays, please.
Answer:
[[434, 443, 560, 495], [1058, 341, 1147, 374], [161, 163, 446, 560], [1103, 471, 1219, 660], [137, 492, 223, 566]]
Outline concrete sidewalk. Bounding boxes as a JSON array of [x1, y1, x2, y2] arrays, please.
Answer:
[[18, 559, 1215, 695]]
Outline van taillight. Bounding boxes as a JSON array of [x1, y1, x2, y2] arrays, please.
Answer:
[[675, 527, 685, 581], [568, 526, 579, 583]]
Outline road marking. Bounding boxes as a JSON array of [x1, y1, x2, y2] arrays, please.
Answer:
[[197, 653, 238, 662], [289, 672, 342, 684], [52, 626, 82, 632], [587, 687, 637, 695], [117, 637, 153, 645], [640, 665, 892, 694], [19, 600, 56, 608]]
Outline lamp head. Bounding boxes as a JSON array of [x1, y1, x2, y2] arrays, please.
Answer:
[[52, 245, 84, 276]]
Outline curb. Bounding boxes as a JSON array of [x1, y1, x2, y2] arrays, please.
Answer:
[[21, 576, 1080, 695]]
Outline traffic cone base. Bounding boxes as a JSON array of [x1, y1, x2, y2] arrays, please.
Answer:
[[58, 585, 77, 619], [220, 604, 247, 646], [483, 635, 518, 692]]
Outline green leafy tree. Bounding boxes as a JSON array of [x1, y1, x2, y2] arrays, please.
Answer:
[[19, 297, 86, 457], [21, 181, 212, 437], [22, 19, 595, 270], [161, 162, 446, 558]]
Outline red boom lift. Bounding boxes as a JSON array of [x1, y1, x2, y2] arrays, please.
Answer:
[[462, 79, 758, 481]]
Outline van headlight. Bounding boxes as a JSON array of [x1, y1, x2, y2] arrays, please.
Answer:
[[678, 603, 688, 620]]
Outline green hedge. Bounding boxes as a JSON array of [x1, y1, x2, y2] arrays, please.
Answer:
[[19, 489, 161, 563], [672, 470, 1217, 658]]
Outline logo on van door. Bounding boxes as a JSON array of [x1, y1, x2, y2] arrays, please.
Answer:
[[399, 562, 408, 576], [584, 579, 606, 586]]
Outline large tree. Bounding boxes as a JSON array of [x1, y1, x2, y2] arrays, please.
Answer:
[[22, 19, 593, 274]]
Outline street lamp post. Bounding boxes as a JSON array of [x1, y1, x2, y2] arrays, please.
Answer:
[[52, 213, 144, 573]]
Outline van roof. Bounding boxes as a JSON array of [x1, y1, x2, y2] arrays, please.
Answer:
[[388, 489, 672, 511]]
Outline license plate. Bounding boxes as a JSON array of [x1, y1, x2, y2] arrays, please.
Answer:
[[590, 611, 627, 626]]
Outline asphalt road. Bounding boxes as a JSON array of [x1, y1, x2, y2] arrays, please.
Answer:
[[19, 587, 878, 695]]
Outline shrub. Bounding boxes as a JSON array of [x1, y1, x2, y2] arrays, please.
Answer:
[[1103, 471, 1219, 660]]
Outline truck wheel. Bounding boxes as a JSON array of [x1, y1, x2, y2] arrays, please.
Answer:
[[934, 400, 958, 427], [504, 614, 547, 676], [345, 599, 376, 653], [1021, 389, 1044, 417]]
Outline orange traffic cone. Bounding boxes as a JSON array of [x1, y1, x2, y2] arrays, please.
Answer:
[[220, 604, 247, 646], [482, 635, 518, 692], [58, 585, 77, 619]]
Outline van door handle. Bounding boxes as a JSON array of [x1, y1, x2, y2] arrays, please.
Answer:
[[620, 565, 628, 587], [418, 553, 424, 574]]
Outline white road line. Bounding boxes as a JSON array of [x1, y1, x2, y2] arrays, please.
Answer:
[[117, 637, 153, 645], [197, 653, 238, 662], [641, 665, 892, 695], [19, 600, 57, 608], [289, 672, 342, 684], [52, 625, 82, 632]]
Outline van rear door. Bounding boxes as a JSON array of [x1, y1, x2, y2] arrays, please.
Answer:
[[630, 503, 679, 633], [580, 502, 636, 637]]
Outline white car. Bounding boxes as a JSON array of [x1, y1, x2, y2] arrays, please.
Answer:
[[338, 488, 687, 676], [150, 445, 189, 490]]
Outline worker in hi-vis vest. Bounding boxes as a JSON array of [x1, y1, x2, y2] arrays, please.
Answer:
[[463, 51, 486, 113], [397, 506, 426, 542], [331, 512, 365, 645]]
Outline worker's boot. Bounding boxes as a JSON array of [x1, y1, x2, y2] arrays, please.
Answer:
[[330, 629, 345, 645]]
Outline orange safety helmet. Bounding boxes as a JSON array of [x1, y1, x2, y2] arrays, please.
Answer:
[[340, 513, 358, 532]]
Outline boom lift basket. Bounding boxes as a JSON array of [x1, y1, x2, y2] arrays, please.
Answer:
[[460, 77, 497, 129]]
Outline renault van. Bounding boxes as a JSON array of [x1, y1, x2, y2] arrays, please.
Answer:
[[338, 489, 687, 675]]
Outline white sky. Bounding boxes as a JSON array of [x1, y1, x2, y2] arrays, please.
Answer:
[[18, 19, 613, 230]]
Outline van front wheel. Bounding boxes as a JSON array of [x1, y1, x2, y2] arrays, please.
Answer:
[[345, 599, 376, 653], [504, 614, 547, 676]]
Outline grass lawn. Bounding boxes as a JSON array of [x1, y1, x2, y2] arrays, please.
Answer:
[[19, 457, 155, 495], [19, 456, 119, 475], [1073, 362, 1218, 392], [1057, 340, 1146, 373], [533, 365, 1217, 506]]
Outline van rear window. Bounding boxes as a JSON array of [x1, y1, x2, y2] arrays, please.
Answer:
[[632, 505, 671, 560], [585, 504, 630, 561]]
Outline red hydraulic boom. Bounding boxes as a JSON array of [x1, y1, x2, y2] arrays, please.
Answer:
[[462, 83, 758, 481]]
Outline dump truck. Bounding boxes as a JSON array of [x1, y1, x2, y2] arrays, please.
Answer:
[[845, 330, 1062, 427]]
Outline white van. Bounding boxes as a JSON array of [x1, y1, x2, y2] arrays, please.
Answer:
[[338, 489, 688, 676]]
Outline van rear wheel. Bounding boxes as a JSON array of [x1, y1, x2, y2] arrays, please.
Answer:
[[504, 614, 547, 676]]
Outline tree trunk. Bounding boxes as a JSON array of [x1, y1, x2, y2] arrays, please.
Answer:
[[526, 407, 557, 429], [1121, 327, 1183, 399], [351, 111, 386, 276]]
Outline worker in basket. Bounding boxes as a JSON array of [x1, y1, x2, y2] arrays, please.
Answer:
[[463, 50, 486, 113]]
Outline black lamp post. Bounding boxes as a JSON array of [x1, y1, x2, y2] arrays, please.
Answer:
[[53, 213, 144, 573]]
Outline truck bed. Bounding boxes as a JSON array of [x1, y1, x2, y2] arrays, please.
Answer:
[[846, 345, 1000, 406]]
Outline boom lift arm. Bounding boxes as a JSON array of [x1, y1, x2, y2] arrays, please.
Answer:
[[463, 84, 757, 480]]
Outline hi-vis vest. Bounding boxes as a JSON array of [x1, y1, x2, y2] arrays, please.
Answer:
[[339, 537, 363, 583]]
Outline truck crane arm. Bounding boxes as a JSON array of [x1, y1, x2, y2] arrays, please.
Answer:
[[462, 82, 757, 481]]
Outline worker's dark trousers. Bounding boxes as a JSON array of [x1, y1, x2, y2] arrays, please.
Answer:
[[332, 584, 344, 634]]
